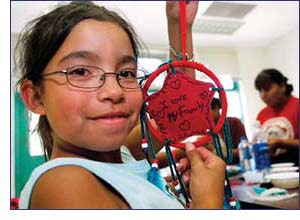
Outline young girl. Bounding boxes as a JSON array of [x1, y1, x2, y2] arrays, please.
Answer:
[[16, 1, 225, 209]]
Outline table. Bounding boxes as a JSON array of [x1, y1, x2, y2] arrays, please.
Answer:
[[230, 175, 299, 209]]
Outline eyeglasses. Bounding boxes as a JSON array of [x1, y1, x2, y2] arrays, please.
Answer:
[[42, 65, 147, 89]]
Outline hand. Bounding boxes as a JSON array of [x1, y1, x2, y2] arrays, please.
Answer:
[[177, 141, 216, 185], [268, 138, 284, 156], [202, 140, 215, 152], [183, 142, 225, 209], [166, 1, 199, 25]]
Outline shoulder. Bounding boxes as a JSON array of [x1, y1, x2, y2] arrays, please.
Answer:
[[289, 96, 299, 106], [257, 106, 270, 120], [30, 165, 127, 209], [228, 117, 245, 129], [228, 117, 243, 125], [228, 117, 246, 134]]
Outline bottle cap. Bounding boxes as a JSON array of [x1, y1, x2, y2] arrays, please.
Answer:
[[240, 136, 247, 141]]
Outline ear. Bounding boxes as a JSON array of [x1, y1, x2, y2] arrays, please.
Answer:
[[20, 81, 45, 115]]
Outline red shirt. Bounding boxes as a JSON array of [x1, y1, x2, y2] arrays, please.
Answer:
[[220, 117, 246, 148], [220, 117, 246, 164], [257, 96, 299, 139]]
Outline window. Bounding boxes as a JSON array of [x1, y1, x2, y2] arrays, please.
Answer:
[[28, 113, 43, 156]]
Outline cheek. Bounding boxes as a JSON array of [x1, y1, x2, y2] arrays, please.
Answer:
[[269, 89, 281, 100], [128, 90, 143, 116], [43, 88, 88, 134]]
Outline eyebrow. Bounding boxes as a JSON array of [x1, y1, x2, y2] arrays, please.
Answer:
[[58, 51, 137, 67], [117, 55, 137, 67], [58, 50, 98, 64]]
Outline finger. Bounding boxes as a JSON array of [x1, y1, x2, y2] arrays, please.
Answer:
[[177, 157, 189, 172], [182, 169, 191, 184], [186, 142, 204, 167], [196, 147, 216, 162], [197, 147, 226, 169], [197, 146, 222, 168]]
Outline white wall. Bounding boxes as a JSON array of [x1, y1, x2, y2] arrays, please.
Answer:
[[265, 27, 299, 97], [184, 25, 299, 139], [196, 48, 239, 77], [235, 48, 266, 138]]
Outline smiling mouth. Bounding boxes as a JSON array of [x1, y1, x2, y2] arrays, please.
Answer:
[[88, 112, 130, 125]]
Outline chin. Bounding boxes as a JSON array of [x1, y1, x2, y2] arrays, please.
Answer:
[[95, 137, 126, 151]]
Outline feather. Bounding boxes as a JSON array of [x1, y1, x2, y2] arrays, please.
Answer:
[[147, 162, 166, 192]]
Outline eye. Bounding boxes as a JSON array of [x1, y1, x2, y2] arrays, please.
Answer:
[[118, 69, 137, 79], [68, 66, 92, 76]]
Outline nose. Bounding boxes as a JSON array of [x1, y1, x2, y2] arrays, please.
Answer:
[[97, 74, 124, 103]]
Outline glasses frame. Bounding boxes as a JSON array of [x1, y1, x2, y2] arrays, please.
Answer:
[[41, 65, 147, 89]]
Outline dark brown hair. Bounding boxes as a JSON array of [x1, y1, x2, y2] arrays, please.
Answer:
[[15, 1, 142, 160], [255, 68, 293, 96]]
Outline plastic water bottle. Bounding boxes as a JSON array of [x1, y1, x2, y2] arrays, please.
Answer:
[[252, 121, 271, 172], [238, 137, 255, 172]]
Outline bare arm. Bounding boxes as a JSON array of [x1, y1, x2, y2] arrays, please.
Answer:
[[30, 166, 129, 209], [166, 1, 198, 78], [268, 138, 300, 156]]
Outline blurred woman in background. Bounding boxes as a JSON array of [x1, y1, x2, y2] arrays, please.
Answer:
[[255, 68, 299, 165]]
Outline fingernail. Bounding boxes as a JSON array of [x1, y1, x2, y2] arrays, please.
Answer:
[[182, 173, 189, 182], [177, 164, 182, 171], [186, 142, 195, 152]]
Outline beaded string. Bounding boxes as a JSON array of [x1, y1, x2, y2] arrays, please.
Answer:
[[209, 130, 237, 209], [140, 104, 168, 192], [165, 140, 190, 207], [165, 140, 176, 179], [140, 103, 156, 162], [215, 91, 233, 164], [210, 130, 225, 160], [140, 94, 191, 207], [223, 118, 233, 164], [209, 123, 238, 209]]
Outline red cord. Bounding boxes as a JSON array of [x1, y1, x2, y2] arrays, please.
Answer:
[[179, 1, 187, 61]]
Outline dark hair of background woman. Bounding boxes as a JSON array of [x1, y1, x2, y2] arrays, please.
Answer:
[[255, 68, 293, 96]]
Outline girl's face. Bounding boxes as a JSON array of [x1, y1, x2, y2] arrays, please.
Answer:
[[40, 19, 143, 155], [259, 82, 286, 108]]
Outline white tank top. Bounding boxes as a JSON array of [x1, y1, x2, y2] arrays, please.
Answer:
[[19, 147, 184, 209]]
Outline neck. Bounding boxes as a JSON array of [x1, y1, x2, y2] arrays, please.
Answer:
[[50, 144, 123, 163]]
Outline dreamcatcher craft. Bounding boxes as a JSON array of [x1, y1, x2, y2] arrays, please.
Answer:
[[140, 1, 238, 209]]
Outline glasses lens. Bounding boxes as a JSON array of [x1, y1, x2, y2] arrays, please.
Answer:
[[66, 65, 146, 89], [118, 68, 146, 89], [67, 65, 104, 88]]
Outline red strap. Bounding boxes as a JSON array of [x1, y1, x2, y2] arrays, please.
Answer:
[[180, 1, 187, 61]]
